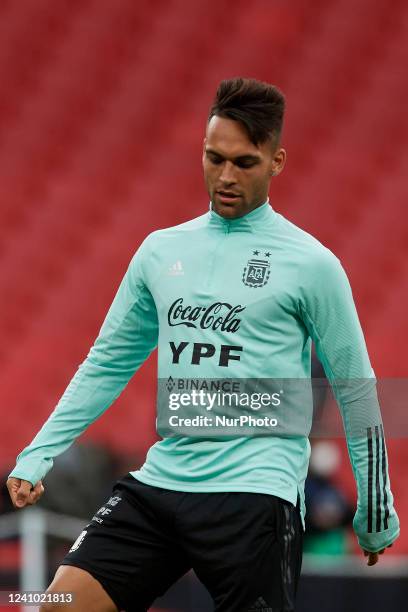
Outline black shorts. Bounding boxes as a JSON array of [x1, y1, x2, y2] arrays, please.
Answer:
[[62, 473, 303, 612]]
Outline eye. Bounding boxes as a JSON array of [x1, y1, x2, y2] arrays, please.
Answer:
[[236, 160, 256, 169], [207, 154, 223, 165]]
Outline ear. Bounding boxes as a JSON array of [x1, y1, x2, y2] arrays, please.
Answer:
[[270, 147, 286, 177]]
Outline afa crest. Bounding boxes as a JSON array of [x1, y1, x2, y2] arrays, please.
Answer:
[[242, 257, 271, 288]]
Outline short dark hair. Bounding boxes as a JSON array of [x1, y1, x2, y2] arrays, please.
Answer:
[[208, 77, 285, 146]]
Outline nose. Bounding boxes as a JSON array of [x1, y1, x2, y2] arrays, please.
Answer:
[[219, 160, 237, 185]]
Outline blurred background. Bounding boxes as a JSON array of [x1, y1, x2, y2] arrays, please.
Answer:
[[0, 0, 407, 610]]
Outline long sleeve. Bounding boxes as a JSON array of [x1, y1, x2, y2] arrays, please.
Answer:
[[298, 249, 399, 552], [9, 237, 159, 486]]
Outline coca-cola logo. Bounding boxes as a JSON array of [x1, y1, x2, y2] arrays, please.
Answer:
[[168, 298, 245, 333]]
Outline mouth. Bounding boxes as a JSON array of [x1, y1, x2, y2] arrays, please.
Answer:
[[216, 190, 241, 204]]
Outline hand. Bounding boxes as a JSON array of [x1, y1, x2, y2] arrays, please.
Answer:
[[6, 477, 44, 509], [363, 543, 393, 566]]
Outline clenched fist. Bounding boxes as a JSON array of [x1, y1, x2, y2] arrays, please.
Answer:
[[6, 477, 44, 508], [362, 543, 393, 566]]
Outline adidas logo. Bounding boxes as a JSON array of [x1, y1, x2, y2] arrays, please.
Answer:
[[247, 596, 274, 612], [168, 260, 184, 276]]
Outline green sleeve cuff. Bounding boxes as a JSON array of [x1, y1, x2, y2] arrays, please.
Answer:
[[8, 457, 53, 487], [354, 511, 400, 552]]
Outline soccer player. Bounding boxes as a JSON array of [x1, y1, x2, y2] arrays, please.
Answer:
[[7, 78, 399, 612]]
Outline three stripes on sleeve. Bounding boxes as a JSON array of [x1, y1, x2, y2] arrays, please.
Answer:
[[367, 424, 389, 533]]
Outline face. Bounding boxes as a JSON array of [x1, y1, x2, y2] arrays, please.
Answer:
[[202, 115, 286, 219]]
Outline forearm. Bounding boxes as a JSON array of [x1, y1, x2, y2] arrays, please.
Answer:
[[318, 348, 400, 551], [8, 356, 133, 485], [346, 424, 399, 552]]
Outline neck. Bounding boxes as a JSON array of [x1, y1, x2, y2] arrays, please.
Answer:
[[212, 200, 269, 220], [208, 200, 277, 233]]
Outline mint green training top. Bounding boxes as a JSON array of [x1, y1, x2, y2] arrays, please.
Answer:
[[10, 202, 399, 552]]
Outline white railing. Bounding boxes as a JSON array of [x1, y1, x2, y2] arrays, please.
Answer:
[[0, 508, 84, 612]]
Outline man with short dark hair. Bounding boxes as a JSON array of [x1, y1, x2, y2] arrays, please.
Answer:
[[7, 78, 399, 612]]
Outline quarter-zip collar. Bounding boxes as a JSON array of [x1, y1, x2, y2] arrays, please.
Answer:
[[207, 200, 277, 233]]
